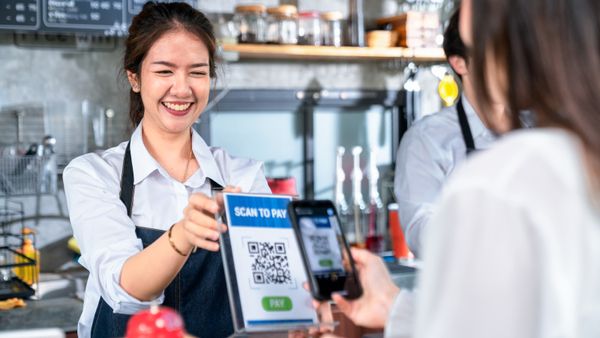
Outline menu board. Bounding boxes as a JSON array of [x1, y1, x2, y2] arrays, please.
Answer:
[[0, 0, 196, 35], [44, 0, 125, 34], [0, 0, 40, 30]]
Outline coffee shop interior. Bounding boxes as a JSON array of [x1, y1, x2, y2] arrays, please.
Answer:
[[0, 0, 467, 336]]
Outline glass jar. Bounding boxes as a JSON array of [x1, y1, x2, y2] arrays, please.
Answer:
[[266, 5, 298, 45], [297, 11, 321, 46], [233, 4, 266, 44], [321, 11, 344, 47]]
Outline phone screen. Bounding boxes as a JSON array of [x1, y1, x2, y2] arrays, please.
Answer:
[[291, 202, 361, 300]]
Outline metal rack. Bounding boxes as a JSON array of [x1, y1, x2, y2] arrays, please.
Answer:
[[0, 154, 56, 196], [0, 200, 37, 300], [0, 153, 65, 225]]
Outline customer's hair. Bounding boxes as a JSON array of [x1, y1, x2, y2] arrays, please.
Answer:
[[123, 1, 216, 126], [469, 0, 600, 190], [442, 8, 466, 61]]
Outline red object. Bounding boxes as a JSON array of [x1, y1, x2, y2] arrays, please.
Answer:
[[267, 177, 298, 196], [125, 305, 185, 338], [388, 203, 411, 259], [298, 10, 320, 18]]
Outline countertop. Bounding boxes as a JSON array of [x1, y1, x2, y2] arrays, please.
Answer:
[[0, 297, 82, 332], [0, 262, 417, 334]]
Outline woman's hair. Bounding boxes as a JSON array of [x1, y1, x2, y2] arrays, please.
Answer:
[[123, 1, 216, 126], [469, 0, 600, 189]]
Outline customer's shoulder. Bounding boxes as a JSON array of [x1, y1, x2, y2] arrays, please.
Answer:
[[448, 129, 582, 198], [473, 128, 577, 171]]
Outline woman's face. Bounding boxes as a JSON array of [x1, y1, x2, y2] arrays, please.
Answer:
[[129, 29, 210, 136]]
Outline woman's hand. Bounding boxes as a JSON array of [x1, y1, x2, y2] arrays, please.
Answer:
[[330, 248, 400, 329], [177, 186, 241, 252]]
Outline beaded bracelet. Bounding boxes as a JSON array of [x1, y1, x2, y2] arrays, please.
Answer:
[[168, 223, 188, 257]]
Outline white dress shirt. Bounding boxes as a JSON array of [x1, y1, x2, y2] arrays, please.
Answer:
[[63, 124, 270, 338], [394, 95, 498, 257], [386, 129, 600, 338]]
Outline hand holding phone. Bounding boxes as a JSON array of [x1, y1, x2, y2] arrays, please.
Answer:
[[288, 200, 362, 301], [331, 248, 400, 329]]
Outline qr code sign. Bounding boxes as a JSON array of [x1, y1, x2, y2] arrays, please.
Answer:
[[248, 241, 292, 285], [308, 235, 331, 256]]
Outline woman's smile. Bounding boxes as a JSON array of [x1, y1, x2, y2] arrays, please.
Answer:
[[162, 101, 194, 116]]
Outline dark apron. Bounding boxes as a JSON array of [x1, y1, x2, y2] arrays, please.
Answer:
[[456, 97, 477, 155], [90, 142, 233, 338]]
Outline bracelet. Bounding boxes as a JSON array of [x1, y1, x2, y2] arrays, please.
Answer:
[[168, 223, 189, 257]]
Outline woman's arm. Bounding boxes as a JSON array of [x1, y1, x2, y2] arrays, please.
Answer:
[[119, 193, 222, 301]]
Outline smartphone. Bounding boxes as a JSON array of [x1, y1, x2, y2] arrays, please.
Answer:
[[288, 200, 362, 301]]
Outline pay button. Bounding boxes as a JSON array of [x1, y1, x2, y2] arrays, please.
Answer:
[[262, 296, 293, 311]]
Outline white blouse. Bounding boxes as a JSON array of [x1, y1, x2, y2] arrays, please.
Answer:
[[63, 124, 270, 338], [386, 129, 600, 338]]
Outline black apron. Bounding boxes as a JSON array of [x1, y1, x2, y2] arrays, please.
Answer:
[[456, 97, 477, 155], [90, 142, 233, 338]]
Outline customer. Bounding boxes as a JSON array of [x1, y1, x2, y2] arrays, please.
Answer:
[[327, 0, 600, 336], [63, 2, 270, 338], [393, 8, 508, 257]]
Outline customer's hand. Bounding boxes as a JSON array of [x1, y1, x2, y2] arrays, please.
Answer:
[[178, 186, 240, 251], [331, 248, 400, 329]]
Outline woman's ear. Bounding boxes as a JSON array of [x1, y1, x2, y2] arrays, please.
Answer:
[[127, 70, 140, 93]]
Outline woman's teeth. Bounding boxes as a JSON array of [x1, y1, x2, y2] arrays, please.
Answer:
[[163, 102, 192, 111]]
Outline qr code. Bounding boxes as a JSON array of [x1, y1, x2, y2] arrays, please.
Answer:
[[308, 235, 331, 255], [248, 241, 292, 285]]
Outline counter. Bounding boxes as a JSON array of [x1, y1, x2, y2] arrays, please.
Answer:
[[0, 262, 416, 337], [0, 297, 82, 334]]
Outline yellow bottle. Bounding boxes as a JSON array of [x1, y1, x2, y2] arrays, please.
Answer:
[[21, 239, 40, 285], [15, 229, 40, 286]]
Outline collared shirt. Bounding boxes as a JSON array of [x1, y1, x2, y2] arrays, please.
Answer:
[[385, 128, 600, 338], [63, 123, 270, 338], [393, 95, 498, 257]]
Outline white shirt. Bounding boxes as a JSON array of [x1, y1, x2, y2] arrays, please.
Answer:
[[63, 124, 270, 338], [394, 95, 498, 257], [386, 129, 600, 338]]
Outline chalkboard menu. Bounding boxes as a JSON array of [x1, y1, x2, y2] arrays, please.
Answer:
[[0, 0, 39, 30], [0, 0, 196, 35]]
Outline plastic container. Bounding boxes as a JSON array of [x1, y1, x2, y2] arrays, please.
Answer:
[[388, 203, 411, 259], [297, 11, 322, 46], [321, 11, 344, 47], [233, 4, 266, 44], [15, 228, 39, 286], [266, 177, 297, 195], [266, 5, 298, 45]]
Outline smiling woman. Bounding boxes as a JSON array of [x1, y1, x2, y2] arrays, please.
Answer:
[[128, 29, 210, 149], [62, 2, 271, 338]]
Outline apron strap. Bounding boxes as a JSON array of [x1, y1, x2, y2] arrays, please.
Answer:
[[120, 142, 135, 217], [456, 98, 477, 155]]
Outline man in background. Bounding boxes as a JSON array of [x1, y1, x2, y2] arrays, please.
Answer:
[[393, 7, 508, 258]]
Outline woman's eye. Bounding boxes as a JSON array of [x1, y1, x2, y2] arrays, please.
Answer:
[[156, 70, 172, 75], [191, 72, 207, 77]]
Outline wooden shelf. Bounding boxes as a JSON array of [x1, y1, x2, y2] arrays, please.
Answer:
[[221, 43, 445, 62]]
